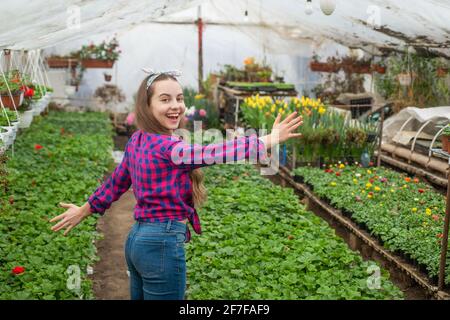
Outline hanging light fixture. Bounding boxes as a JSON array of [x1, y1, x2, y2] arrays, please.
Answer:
[[305, 0, 313, 15], [320, 0, 336, 16]]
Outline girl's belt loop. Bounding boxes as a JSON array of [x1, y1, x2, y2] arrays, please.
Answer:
[[165, 219, 173, 232]]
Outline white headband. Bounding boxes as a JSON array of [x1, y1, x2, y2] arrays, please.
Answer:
[[142, 68, 182, 90]]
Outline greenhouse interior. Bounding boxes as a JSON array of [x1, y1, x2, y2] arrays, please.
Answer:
[[1, 0, 450, 303]]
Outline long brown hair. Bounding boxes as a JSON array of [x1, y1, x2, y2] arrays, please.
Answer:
[[135, 74, 207, 208]]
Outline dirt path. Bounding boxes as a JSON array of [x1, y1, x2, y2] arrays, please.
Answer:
[[92, 188, 136, 300]]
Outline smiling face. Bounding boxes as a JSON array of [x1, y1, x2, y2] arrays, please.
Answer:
[[149, 79, 185, 133]]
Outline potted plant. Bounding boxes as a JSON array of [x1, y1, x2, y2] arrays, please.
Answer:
[[0, 76, 24, 110], [78, 37, 121, 68], [17, 88, 35, 128], [310, 55, 340, 73], [46, 54, 79, 68], [441, 125, 450, 153]]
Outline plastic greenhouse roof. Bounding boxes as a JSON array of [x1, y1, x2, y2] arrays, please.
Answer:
[[0, 0, 449, 58]]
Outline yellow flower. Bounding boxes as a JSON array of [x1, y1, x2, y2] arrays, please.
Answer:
[[318, 106, 326, 115], [412, 208, 417, 213], [271, 105, 276, 113], [194, 94, 205, 100], [374, 186, 381, 192], [367, 170, 372, 175], [353, 179, 358, 184], [390, 189, 395, 193], [330, 182, 337, 187], [339, 164, 345, 169], [426, 208, 432, 216], [367, 194, 373, 199], [366, 182, 372, 189], [278, 107, 283, 114]]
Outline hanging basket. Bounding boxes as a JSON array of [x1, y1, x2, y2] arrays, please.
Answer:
[[81, 59, 115, 68], [0, 91, 24, 110], [46, 57, 79, 68]]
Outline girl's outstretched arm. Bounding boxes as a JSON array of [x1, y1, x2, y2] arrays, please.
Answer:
[[50, 142, 132, 235], [163, 112, 302, 170]]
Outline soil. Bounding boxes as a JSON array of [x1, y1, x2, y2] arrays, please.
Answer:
[[92, 133, 135, 300]]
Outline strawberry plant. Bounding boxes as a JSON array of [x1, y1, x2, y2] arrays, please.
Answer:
[[0, 111, 115, 299], [185, 164, 403, 299]]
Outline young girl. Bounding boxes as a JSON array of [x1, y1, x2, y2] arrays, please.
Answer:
[[50, 71, 303, 300]]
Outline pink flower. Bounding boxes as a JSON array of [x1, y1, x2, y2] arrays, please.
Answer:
[[126, 112, 135, 126], [198, 109, 207, 117]]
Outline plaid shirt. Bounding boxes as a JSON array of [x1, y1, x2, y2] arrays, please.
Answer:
[[88, 130, 267, 242]]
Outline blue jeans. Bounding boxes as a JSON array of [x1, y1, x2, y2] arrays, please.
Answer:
[[125, 220, 187, 300]]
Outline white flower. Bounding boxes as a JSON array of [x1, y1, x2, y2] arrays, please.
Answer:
[[355, 173, 361, 178], [185, 106, 196, 117]]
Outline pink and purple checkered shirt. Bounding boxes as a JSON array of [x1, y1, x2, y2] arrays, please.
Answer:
[[88, 130, 267, 242]]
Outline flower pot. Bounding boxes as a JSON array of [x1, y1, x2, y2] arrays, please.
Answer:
[[81, 59, 115, 68], [31, 101, 42, 116], [0, 91, 24, 110], [310, 61, 339, 73], [442, 135, 450, 153], [0, 127, 15, 146], [19, 110, 34, 128], [104, 74, 112, 82], [46, 57, 79, 68], [372, 64, 386, 74]]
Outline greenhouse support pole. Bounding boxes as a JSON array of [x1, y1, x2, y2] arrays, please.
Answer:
[[438, 172, 450, 290], [196, 5, 204, 94], [376, 106, 385, 167]]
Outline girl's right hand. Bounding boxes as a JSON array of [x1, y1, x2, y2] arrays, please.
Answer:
[[50, 202, 91, 236], [272, 111, 303, 144], [260, 112, 303, 149]]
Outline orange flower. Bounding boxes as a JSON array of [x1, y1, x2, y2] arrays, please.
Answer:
[[244, 57, 255, 65], [404, 177, 411, 183]]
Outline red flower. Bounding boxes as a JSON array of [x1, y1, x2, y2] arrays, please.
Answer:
[[25, 88, 34, 98], [34, 144, 43, 151], [437, 233, 444, 239], [418, 189, 425, 194], [9, 196, 14, 205], [368, 192, 374, 196], [12, 266, 25, 275], [369, 161, 374, 166], [335, 172, 341, 177], [432, 215, 440, 222], [369, 179, 374, 183], [413, 178, 420, 183]]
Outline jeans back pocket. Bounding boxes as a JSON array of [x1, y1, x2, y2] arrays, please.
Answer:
[[131, 237, 166, 276]]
